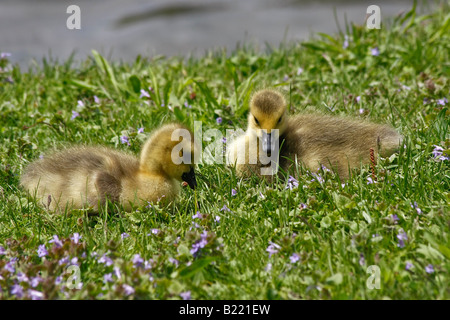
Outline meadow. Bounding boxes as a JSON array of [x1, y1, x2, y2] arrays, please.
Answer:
[[0, 4, 449, 300]]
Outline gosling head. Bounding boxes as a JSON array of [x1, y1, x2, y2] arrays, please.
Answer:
[[248, 89, 288, 156], [140, 123, 198, 189]]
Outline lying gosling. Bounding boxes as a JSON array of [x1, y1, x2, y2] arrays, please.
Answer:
[[20, 123, 197, 212], [227, 89, 403, 179]]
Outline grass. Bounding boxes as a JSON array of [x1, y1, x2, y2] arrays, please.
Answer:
[[0, 3, 449, 300]]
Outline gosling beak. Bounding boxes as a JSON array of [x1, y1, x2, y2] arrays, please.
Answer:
[[182, 167, 197, 190], [262, 131, 273, 156]]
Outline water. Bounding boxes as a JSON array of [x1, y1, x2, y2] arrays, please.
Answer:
[[0, 0, 432, 69]]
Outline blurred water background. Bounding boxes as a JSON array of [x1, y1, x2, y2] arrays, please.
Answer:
[[0, 0, 436, 69]]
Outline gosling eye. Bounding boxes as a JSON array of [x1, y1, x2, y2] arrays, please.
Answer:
[[277, 116, 282, 124], [253, 115, 260, 126]]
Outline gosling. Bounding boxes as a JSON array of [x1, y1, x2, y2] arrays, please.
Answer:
[[20, 123, 197, 212], [227, 89, 403, 179]]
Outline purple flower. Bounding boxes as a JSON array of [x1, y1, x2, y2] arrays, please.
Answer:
[[311, 173, 324, 183], [180, 291, 191, 300], [359, 108, 365, 114], [168, 257, 179, 266], [411, 202, 422, 214], [359, 253, 365, 266], [103, 273, 114, 283], [0, 52, 11, 59], [5, 261, 15, 274], [70, 257, 78, 266], [289, 253, 300, 264], [265, 263, 272, 272], [425, 264, 434, 274], [343, 35, 349, 49], [405, 262, 414, 271], [17, 272, 29, 283], [286, 176, 299, 190], [432, 145, 448, 161], [113, 266, 121, 280], [266, 242, 281, 258], [299, 203, 307, 210], [397, 230, 408, 248], [140, 89, 150, 98], [71, 110, 80, 120], [0, 246, 5, 255], [37, 244, 48, 258], [30, 277, 41, 288], [121, 232, 130, 239], [120, 136, 130, 146], [367, 176, 377, 184], [77, 100, 85, 107], [71, 233, 81, 244], [123, 284, 135, 296], [28, 289, 44, 300], [98, 254, 113, 266], [192, 211, 202, 219], [151, 228, 159, 235], [214, 215, 221, 223], [49, 235, 63, 248], [184, 101, 192, 109], [231, 189, 237, 196], [58, 256, 69, 265], [216, 117, 223, 125], [132, 254, 144, 268], [371, 47, 380, 56], [220, 204, 231, 212], [137, 127, 144, 134], [297, 67, 304, 75], [391, 214, 399, 223], [11, 284, 24, 298], [437, 97, 448, 106], [94, 95, 100, 104]]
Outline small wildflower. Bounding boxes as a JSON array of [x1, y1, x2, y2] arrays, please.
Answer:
[[28, 289, 44, 300], [411, 202, 422, 214], [371, 47, 380, 56], [214, 215, 221, 223], [356, 96, 361, 103], [286, 176, 299, 190], [17, 272, 29, 283], [359, 253, 365, 266], [401, 84, 411, 91], [0, 52, 11, 59], [311, 173, 324, 183], [180, 291, 191, 300], [289, 253, 300, 264], [71, 232, 81, 244], [71, 110, 80, 120], [10, 284, 24, 298], [216, 117, 223, 124], [437, 97, 448, 106], [49, 235, 63, 248], [94, 95, 100, 104], [220, 204, 231, 212], [266, 242, 281, 258], [120, 136, 130, 146], [297, 67, 304, 75], [265, 263, 272, 272], [121, 232, 130, 239], [113, 266, 121, 280], [259, 192, 265, 199], [367, 176, 377, 184], [397, 230, 408, 248], [55, 276, 62, 285], [30, 277, 41, 288], [123, 284, 135, 296], [77, 100, 84, 107], [283, 75, 289, 81], [168, 257, 179, 266], [405, 262, 414, 271], [58, 256, 69, 266], [231, 189, 237, 196], [425, 264, 434, 274], [391, 214, 399, 223], [37, 244, 48, 258], [140, 89, 150, 98], [343, 35, 349, 49], [103, 273, 114, 283], [359, 108, 365, 114], [70, 257, 78, 266], [98, 254, 113, 266], [132, 254, 144, 268], [192, 211, 202, 219], [299, 203, 307, 210], [151, 228, 160, 235], [222, 137, 227, 144], [0, 246, 6, 255], [432, 145, 448, 161], [137, 127, 144, 134]]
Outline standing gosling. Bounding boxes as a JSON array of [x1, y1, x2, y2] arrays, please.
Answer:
[[20, 123, 197, 212], [227, 89, 403, 179]]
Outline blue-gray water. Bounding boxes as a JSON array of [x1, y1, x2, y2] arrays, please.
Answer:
[[0, 0, 434, 69]]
